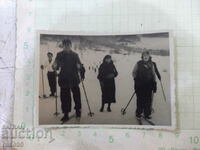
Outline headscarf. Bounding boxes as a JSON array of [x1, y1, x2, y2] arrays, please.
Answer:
[[102, 55, 113, 64]]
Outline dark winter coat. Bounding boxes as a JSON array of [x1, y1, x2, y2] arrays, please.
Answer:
[[133, 60, 156, 93], [53, 50, 85, 88], [97, 61, 118, 103]]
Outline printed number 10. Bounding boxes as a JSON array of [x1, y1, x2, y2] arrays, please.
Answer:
[[189, 136, 199, 144]]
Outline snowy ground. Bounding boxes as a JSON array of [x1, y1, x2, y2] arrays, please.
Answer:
[[39, 41, 171, 126]]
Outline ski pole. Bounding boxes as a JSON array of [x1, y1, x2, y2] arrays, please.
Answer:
[[78, 73, 94, 117], [54, 71, 60, 116], [41, 67, 47, 98], [160, 80, 167, 102], [121, 92, 136, 115]]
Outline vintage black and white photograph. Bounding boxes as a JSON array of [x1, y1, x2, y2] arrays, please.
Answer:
[[37, 31, 175, 128]]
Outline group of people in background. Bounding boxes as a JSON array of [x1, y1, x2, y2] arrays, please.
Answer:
[[41, 39, 161, 123]]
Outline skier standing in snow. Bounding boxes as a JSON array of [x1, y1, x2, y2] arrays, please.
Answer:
[[98, 55, 118, 112], [132, 51, 157, 119], [52, 39, 85, 122], [41, 52, 56, 97]]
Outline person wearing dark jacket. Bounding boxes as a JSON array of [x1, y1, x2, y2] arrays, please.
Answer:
[[52, 39, 85, 122], [97, 55, 118, 112], [132, 51, 156, 119]]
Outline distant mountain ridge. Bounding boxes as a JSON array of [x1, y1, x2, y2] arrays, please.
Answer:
[[40, 33, 169, 56]]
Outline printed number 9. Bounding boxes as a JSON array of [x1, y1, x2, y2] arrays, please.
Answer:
[[125, 133, 130, 138]]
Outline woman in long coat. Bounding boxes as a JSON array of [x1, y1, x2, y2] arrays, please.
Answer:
[[97, 55, 118, 112]]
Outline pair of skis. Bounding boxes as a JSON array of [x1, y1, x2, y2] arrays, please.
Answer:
[[61, 114, 81, 124], [137, 117, 155, 125], [121, 80, 167, 126], [121, 92, 155, 125]]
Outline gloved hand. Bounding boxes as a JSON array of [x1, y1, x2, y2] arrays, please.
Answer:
[[158, 76, 161, 81], [81, 76, 84, 81], [52, 62, 58, 71], [40, 65, 44, 70], [80, 72, 85, 81], [79, 64, 85, 81]]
